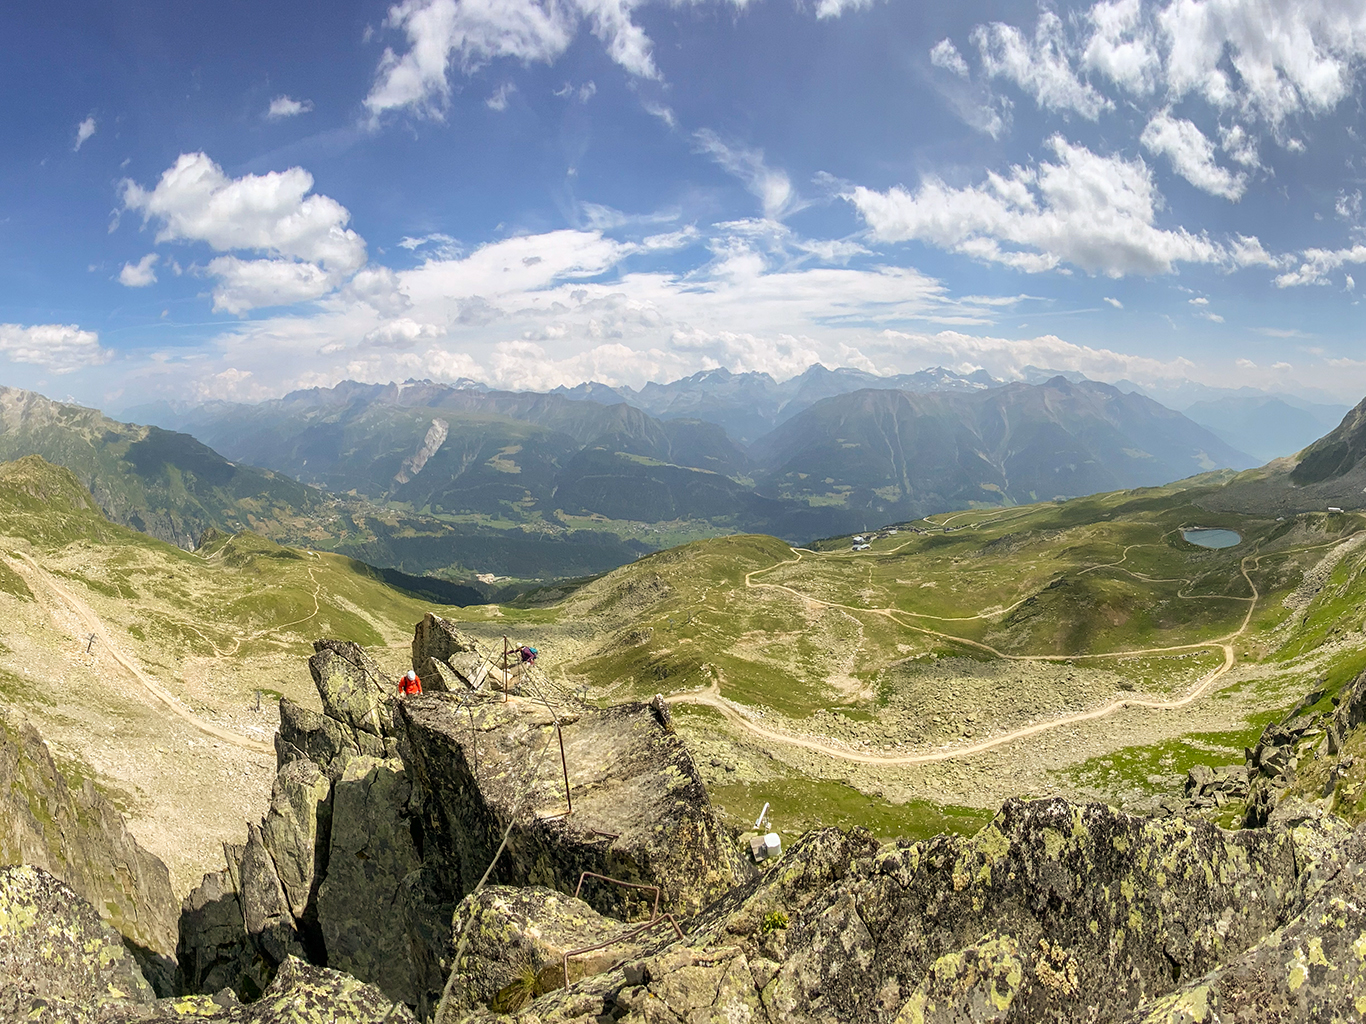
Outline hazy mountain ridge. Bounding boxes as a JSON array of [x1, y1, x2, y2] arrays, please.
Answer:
[[749, 377, 1256, 520]]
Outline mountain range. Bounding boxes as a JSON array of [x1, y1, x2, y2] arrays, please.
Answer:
[[126, 371, 1253, 535]]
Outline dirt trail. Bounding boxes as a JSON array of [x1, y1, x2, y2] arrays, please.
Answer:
[[671, 538, 1343, 766], [9, 551, 273, 756]]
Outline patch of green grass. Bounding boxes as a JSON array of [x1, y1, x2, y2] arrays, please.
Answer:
[[709, 776, 992, 843]]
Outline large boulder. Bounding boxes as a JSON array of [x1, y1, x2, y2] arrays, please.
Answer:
[[0, 865, 155, 1019], [0, 707, 178, 991], [309, 639, 391, 737], [260, 758, 332, 921], [316, 755, 423, 1006], [397, 691, 751, 922], [412, 613, 489, 691], [441, 884, 634, 1016]]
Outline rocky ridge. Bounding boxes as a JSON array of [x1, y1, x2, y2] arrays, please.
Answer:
[[12, 609, 1366, 1021], [0, 705, 179, 992], [178, 617, 748, 1016]]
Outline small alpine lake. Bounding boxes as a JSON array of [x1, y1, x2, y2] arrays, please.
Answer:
[[1182, 528, 1242, 549]]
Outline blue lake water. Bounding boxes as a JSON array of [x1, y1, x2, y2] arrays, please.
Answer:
[[1182, 528, 1242, 549]]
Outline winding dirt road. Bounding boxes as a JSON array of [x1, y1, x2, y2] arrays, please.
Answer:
[[670, 536, 1344, 766], [9, 551, 274, 756]]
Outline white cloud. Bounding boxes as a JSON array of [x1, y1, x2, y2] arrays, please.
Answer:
[[814, 0, 875, 17], [0, 324, 109, 373], [1140, 109, 1247, 200], [1219, 123, 1260, 167], [1275, 244, 1366, 287], [121, 152, 367, 314], [1158, 0, 1366, 126], [363, 318, 444, 348], [929, 39, 970, 78], [205, 256, 335, 314], [554, 80, 596, 102], [1189, 296, 1209, 304], [364, 0, 656, 119], [486, 82, 516, 110], [693, 129, 797, 220], [875, 327, 1196, 383], [73, 116, 96, 152], [1195, 310, 1225, 322], [1083, 0, 1159, 94], [118, 253, 159, 288], [1103, 296, 1123, 307], [847, 134, 1224, 277], [972, 10, 1112, 119], [267, 96, 314, 119]]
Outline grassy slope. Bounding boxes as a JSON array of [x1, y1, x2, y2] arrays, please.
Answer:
[[0, 455, 481, 890]]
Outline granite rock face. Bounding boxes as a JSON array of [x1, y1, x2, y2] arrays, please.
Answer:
[[316, 754, 423, 1005], [181, 627, 750, 1015], [412, 613, 489, 691], [1125, 824, 1366, 1023], [440, 884, 634, 1016], [0, 706, 179, 992], [398, 691, 752, 922], [308, 640, 391, 737], [464, 799, 1366, 1024], [0, 864, 156, 1017]]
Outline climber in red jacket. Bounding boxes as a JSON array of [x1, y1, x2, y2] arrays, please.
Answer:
[[398, 670, 422, 697]]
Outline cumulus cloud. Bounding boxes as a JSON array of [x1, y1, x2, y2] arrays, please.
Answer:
[[73, 116, 96, 152], [948, 0, 1366, 136], [204, 256, 336, 314], [1103, 296, 1123, 307], [847, 134, 1224, 277], [814, 0, 876, 17], [0, 323, 109, 373], [267, 96, 314, 119], [1140, 110, 1246, 199], [363, 318, 444, 348], [118, 253, 159, 288], [364, 0, 656, 119], [1275, 245, 1366, 287], [693, 129, 797, 220], [1219, 123, 1260, 167], [120, 152, 367, 313], [1157, 0, 1366, 126], [1083, 0, 1159, 94], [972, 10, 1112, 119]]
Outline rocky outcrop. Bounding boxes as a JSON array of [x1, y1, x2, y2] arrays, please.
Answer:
[[181, 627, 750, 1016], [0, 864, 156, 1017], [440, 885, 634, 1016], [412, 613, 490, 692], [317, 755, 422, 1004], [0, 706, 178, 993], [2, 866, 414, 1024], [398, 691, 751, 922], [462, 799, 1362, 1024], [309, 640, 392, 736], [1127, 823, 1366, 1023]]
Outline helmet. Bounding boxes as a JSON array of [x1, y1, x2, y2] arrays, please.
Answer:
[[404, 671, 416, 682]]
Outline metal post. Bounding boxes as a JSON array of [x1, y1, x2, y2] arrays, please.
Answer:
[[502, 636, 509, 702], [556, 718, 572, 817]]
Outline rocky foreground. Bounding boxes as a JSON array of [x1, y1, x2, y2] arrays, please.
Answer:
[[5, 612, 1366, 1022]]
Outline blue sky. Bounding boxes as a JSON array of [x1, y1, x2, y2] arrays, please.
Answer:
[[7, 0, 1366, 410]]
